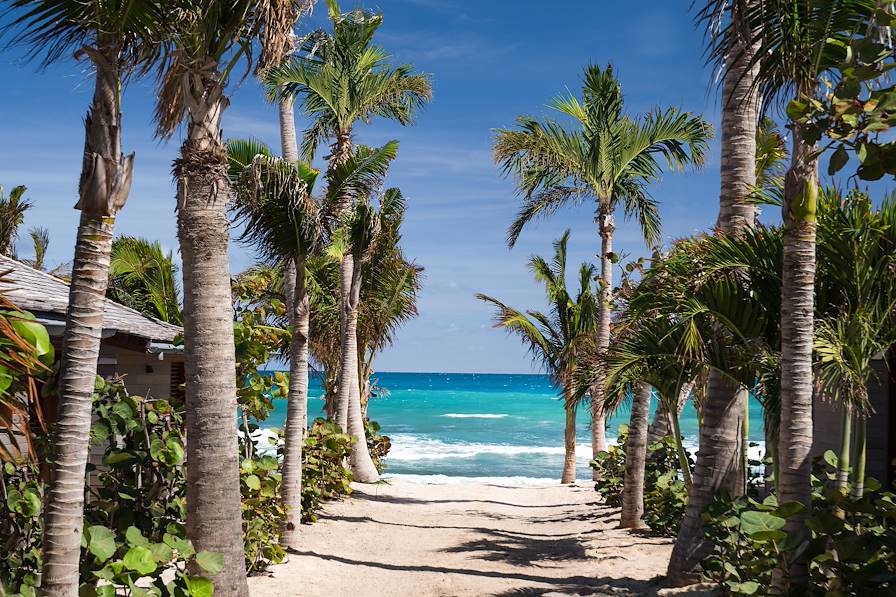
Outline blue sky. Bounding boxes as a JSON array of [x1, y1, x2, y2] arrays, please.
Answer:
[[1, 1, 774, 374]]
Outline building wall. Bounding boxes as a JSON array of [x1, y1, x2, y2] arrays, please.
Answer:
[[115, 349, 184, 401], [811, 357, 891, 483]]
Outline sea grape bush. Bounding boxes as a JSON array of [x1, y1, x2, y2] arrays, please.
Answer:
[[702, 452, 896, 596], [590, 426, 691, 535], [302, 418, 354, 523], [1, 461, 43, 595], [239, 433, 287, 574], [366, 418, 392, 474]]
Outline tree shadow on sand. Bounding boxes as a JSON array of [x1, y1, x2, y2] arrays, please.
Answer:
[[350, 492, 594, 510], [291, 551, 663, 596]]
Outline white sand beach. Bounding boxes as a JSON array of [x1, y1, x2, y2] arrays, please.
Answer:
[[248, 479, 691, 597]]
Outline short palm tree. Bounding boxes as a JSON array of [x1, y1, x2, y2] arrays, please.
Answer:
[[477, 231, 598, 484], [228, 137, 322, 549], [2, 1, 169, 590], [22, 226, 49, 271], [154, 1, 307, 591], [266, 1, 431, 447], [108, 236, 182, 324], [0, 185, 30, 256], [494, 64, 711, 467]]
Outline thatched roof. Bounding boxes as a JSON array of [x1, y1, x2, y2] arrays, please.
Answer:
[[0, 254, 182, 343]]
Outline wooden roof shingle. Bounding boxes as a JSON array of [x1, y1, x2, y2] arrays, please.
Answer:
[[0, 255, 182, 343]]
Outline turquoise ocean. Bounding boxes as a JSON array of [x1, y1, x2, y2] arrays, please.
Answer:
[[262, 372, 765, 484]]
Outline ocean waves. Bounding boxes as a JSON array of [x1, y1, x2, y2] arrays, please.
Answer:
[[387, 434, 594, 461]]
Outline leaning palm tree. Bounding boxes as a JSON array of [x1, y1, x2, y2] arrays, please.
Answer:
[[2, 1, 169, 591], [154, 1, 305, 591], [266, 0, 431, 435], [696, 2, 878, 586], [494, 64, 711, 468], [0, 185, 30, 256], [477, 231, 598, 484], [228, 138, 322, 549]]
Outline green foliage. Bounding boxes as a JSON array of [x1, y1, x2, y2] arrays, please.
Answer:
[[590, 427, 691, 535], [703, 454, 896, 596], [365, 419, 392, 474], [0, 461, 42, 595], [108, 236, 183, 325], [239, 449, 286, 574], [302, 418, 354, 523], [590, 425, 628, 507], [642, 436, 690, 536], [87, 378, 186, 539]]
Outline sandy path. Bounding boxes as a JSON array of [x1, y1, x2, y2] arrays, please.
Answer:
[[248, 479, 680, 596]]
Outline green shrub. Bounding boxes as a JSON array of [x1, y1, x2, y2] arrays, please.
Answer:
[[702, 452, 896, 596], [1, 461, 42, 596], [365, 419, 392, 474], [240, 449, 286, 574], [590, 424, 628, 507], [302, 418, 354, 523]]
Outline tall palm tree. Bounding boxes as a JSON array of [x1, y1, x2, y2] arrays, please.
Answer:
[[668, 1, 761, 581], [108, 236, 182, 324], [697, 2, 878, 585], [0, 185, 30, 256], [494, 64, 711, 469], [2, 2, 168, 591], [477, 231, 598, 484], [228, 138, 323, 549], [154, 1, 304, 591], [266, 0, 431, 441]]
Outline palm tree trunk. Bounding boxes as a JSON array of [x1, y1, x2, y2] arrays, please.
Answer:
[[592, 207, 614, 477], [836, 405, 852, 493], [343, 263, 379, 483], [42, 53, 133, 595], [174, 94, 249, 596], [335, 255, 355, 431], [620, 383, 651, 528], [561, 398, 577, 484], [771, 124, 818, 593], [850, 416, 867, 500], [667, 17, 759, 584], [647, 380, 692, 445], [280, 256, 309, 548]]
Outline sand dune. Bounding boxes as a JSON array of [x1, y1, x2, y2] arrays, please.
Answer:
[[248, 480, 712, 596]]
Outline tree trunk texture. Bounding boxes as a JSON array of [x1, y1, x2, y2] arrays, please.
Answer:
[[620, 383, 651, 529], [280, 258, 310, 549], [771, 124, 818, 594], [592, 207, 614, 478], [647, 380, 693, 445], [42, 54, 132, 595], [174, 93, 249, 596], [561, 398, 577, 484], [335, 255, 355, 431], [343, 263, 380, 483], [667, 22, 759, 583]]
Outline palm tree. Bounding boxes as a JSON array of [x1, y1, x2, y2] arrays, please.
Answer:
[[108, 236, 182, 324], [22, 226, 49, 271], [2, 1, 169, 590], [477, 231, 598, 484], [154, 1, 305, 591], [697, 2, 878, 585], [266, 0, 431, 439], [494, 65, 710, 471], [668, 1, 762, 580], [228, 138, 322, 549], [0, 185, 30, 256]]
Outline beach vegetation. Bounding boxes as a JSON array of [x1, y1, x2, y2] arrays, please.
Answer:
[[478, 231, 599, 483]]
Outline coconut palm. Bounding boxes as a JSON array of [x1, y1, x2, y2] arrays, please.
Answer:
[[265, 0, 430, 440], [477, 231, 598, 484], [0, 185, 30, 256], [228, 138, 323, 549], [2, 1, 171, 590], [21, 226, 49, 271], [696, 2, 878, 585], [108, 236, 182, 324], [494, 64, 711, 469], [154, 1, 306, 591]]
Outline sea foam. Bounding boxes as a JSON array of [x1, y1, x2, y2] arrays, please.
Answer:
[[384, 473, 579, 486], [441, 413, 509, 419], [387, 433, 594, 461]]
